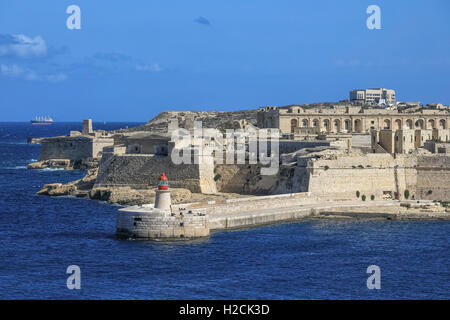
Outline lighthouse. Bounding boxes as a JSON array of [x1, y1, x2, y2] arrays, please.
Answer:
[[117, 172, 209, 240], [154, 173, 171, 211]]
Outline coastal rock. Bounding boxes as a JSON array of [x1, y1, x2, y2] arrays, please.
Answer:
[[28, 159, 72, 170], [37, 183, 77, 196], [73, 168, 98, 190], [89, 186, 191, 205], [36, 168, 98, 197], [73, 157, 100, 170], [28, 157, 100, 170]]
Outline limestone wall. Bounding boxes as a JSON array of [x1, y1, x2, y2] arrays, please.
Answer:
[[307, 154, 397, 200], [39, 137, 113, 161], [215, 152, 443, 201], [416, 155, 450, 200], [174, 192, 314, 216], [92, 138, 114, 157], [278, 140, 332, 154], [95, 154, 216, 194], [116, 209, 209, 239], [269, 165, 311, 194], [125, 135, 170, 154], [273, 153, 448, 202], [39, 137, 93, 161]]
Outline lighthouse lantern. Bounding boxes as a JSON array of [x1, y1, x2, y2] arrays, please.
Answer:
[[158, 173, 169, 190]]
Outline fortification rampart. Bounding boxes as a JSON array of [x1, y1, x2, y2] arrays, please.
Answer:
[[39, 137, 92, 161], [174, 192, 313, 215], [38, 137, 113, 162], [95, 153, 216, 194], [278, 140, 333, 154], [305, 154, 419, 200], [416, 155, 450, 201]]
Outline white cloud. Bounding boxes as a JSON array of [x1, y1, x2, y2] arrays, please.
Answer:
[[136, 63, 162, 72], [0, 64, 67, 82], [0, 34, 47, 58], [0, 64, 24, 77]]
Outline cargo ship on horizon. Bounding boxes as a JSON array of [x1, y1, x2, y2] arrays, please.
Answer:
[[30, 116, 54, 125]]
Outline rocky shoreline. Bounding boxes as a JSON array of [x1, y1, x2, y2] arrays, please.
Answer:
[[28, 157, 100, 170], [36, 167, 248, 206]]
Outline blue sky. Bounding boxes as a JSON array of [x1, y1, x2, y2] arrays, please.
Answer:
[[0, 0, 449, 121]]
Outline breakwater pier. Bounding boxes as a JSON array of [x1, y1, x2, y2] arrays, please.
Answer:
[[117, 190, 449, 240]]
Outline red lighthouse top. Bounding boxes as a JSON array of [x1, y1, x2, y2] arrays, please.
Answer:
[[158, 173, 169, 190]]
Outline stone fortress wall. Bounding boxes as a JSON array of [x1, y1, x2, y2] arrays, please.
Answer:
[[39, 137, 94, 161], [95, 152, 217, 194], [416, 155, 450, 201], [305, 154, 417, 201], [39, 136, 113, 162], [37, 119, 114, 163], [260, 152, 449, 201]]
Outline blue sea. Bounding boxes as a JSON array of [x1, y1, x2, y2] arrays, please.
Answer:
[[0, 122, 449, 299]]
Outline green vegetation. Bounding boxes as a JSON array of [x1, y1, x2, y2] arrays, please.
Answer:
[[324, 165, 329, 171], [362, 195, 366, 201], [356, 191, 360, 198], [371, 195, 375, 201], [357, 165, 364, 169], [214, 173, 222, 181], [404, 189, 410, 199], [440, 201, 450, 208], [427, 190, 433, 195]]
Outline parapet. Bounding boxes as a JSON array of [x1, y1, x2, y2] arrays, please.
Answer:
[[116, 205, 209, 240]]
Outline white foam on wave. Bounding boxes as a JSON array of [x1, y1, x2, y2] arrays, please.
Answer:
[[38, 167, 66, 171], [0, 166, 27, 170]]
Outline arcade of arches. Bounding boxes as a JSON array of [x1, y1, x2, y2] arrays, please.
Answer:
[[267, 114, 449, 134]]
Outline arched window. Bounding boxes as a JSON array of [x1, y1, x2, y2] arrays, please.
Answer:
[[290, 119, 298, 133], [344, 120, 350, 130], [333, 120, 340, 132]]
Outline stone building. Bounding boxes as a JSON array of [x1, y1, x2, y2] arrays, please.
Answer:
[[371, 128, 450, 154], [257, 105, 449, 135], [38, 119, 114, 162], [424, 141, 450, 154], [124, 132, 171, 155], [349, 88, 396, 105]]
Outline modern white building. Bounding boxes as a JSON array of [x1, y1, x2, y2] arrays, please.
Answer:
[[350, 88, 396, 105]]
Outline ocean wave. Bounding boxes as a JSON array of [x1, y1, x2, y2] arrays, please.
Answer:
[[0, 166, 27, 170], [37, 168, 66, 171]]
